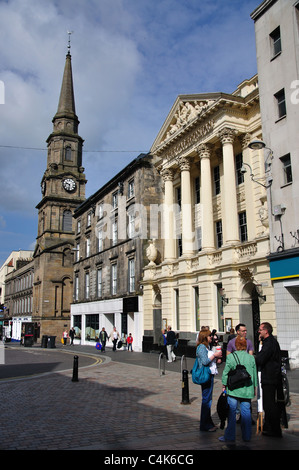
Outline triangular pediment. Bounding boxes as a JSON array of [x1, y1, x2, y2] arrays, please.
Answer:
[[151, 93, 220, 152]]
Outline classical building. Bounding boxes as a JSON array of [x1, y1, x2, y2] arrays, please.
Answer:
[[32, 48, 86, 340], [142, 75, 275, 352], [70, 153, 163, 351], [251, 0, 299, 365]]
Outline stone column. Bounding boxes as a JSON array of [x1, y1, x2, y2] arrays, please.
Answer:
[[219, 127, 240, 245], [161, 168, 176, 261], [197, 144, 215, 251], [178, 156, 194, 256]]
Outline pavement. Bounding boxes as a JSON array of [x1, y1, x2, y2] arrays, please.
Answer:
[[0, 342, 299, 454]]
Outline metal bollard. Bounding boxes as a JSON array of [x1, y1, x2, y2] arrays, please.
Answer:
[[72, 355, 79, 382], [181, 369, 190, 404]]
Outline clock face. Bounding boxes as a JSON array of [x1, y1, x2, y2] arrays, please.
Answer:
[[41, 181, 46, 195], [63, 178, 76, 192]]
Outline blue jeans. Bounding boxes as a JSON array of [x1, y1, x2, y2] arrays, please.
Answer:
[[224, 396, 252, 441], [200, 375, 215, 431]]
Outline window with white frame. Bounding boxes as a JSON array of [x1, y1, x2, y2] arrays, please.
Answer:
[[86, 237, 91, 257], [128, 258, 135, 292], [85, 271, 90, 299], [87, 211, 92, 227], [112, 191, 118, 210], [75, 242, 80, 262], [128, 210, 135, 239], [239, 211, 248, 242], [111, 264, 117, 295], [97, 268, 102, 298], [97, 227, 103, 252], [216, 220, 223, 248], [112, 219, 118, 246], [74, 273, 79, 301], [235, 153, 244, 185], [128, 179, 135, 199]]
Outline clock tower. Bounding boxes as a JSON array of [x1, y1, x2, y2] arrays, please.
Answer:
[[33, 46, 86, 339]]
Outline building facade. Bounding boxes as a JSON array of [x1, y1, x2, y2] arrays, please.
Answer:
[[32, 49, 86, 340], [251, 0, 299, 365], [4, 258, 35, 342], [70, 153, 163, 351], [143, 76, 275, 352]]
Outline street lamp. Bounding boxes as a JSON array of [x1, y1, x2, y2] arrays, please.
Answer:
[[241, 140, 273, 189]]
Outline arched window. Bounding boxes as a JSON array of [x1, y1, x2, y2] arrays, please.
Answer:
[[63, 210, 73, 232]]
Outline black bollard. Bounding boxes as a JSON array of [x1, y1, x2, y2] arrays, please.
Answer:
[[72, 355, 79, 382], [181, 369, 190, 404]]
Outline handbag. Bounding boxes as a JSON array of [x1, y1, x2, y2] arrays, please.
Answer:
[[217, 391, 229, 429], [191, 347, 211, 385], [227, 352, 251, 390]]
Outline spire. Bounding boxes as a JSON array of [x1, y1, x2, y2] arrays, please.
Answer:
[[55, 52, 77, 119]]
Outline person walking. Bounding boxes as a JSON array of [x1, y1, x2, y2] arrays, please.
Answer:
[[110, 326, 120, 352], [166, 326, 176, 362], [69, 327, 75, 345], [99, 327, 108, 352], [62, 329, 68, 346], [220, 336, 257, 443], [255, 322, 282, 437], [196, 329, 222, 432]]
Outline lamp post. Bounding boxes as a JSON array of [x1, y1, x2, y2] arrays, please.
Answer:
[[241, 140, 273, 189]]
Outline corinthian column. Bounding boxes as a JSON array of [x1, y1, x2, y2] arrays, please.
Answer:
[[178, 156, 194, 256], [161, 168, 176, 261], [219, 127, 239, 245], [197, 144, 215, 251]]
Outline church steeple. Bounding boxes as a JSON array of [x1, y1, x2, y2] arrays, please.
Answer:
[[33, 41, 86, 340], [55, 50, 77, 121]]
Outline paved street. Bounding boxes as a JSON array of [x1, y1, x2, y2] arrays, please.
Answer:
[[0, 343, 299, 454]]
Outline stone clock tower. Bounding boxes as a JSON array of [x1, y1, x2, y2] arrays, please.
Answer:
[[33, 47, 86, 339]]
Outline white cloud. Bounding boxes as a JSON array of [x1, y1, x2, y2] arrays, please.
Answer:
[[0, 0, 259, 265]]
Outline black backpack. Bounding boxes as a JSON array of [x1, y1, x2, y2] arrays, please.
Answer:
[[227, 353, 251, 390]]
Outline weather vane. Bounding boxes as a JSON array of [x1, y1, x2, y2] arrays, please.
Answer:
[[67, 30, 73, 54]]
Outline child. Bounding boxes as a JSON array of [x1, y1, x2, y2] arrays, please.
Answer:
[[126, 333, 133, 352]]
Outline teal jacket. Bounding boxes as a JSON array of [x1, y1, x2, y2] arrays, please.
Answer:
[[222, 350, 257, 399]]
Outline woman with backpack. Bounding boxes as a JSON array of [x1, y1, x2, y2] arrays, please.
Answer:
[[220, 336, 257, 443]]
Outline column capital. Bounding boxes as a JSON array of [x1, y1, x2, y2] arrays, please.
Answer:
[[218, 127, 238, 145], [197, 143, 212, 159], [177, 156, 192, 172], [161, 168, 175, 182], [239, 132, 252, 151]]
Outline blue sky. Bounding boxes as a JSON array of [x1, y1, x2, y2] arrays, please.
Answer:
[[0, 0, 259, 266]]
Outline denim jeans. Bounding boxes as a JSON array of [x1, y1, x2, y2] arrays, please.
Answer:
[[224, 396, 252, 441], [200, 375, 215, 431]]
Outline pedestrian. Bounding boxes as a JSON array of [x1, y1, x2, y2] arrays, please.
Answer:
[[126, 333, 133, 352], [255, 322, 282, 438], [226, 323, 254, 355], [110, 326, 120, 351], [166, 326, 176, 362], [69, 327, 75, 345], [62, 329, 68, 346], [158, 328, 167, 357], [99, 327, 108, 352], [227, 328, 236, 343], [220, 336, 257, 443], [196, 329, 222, 432]]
